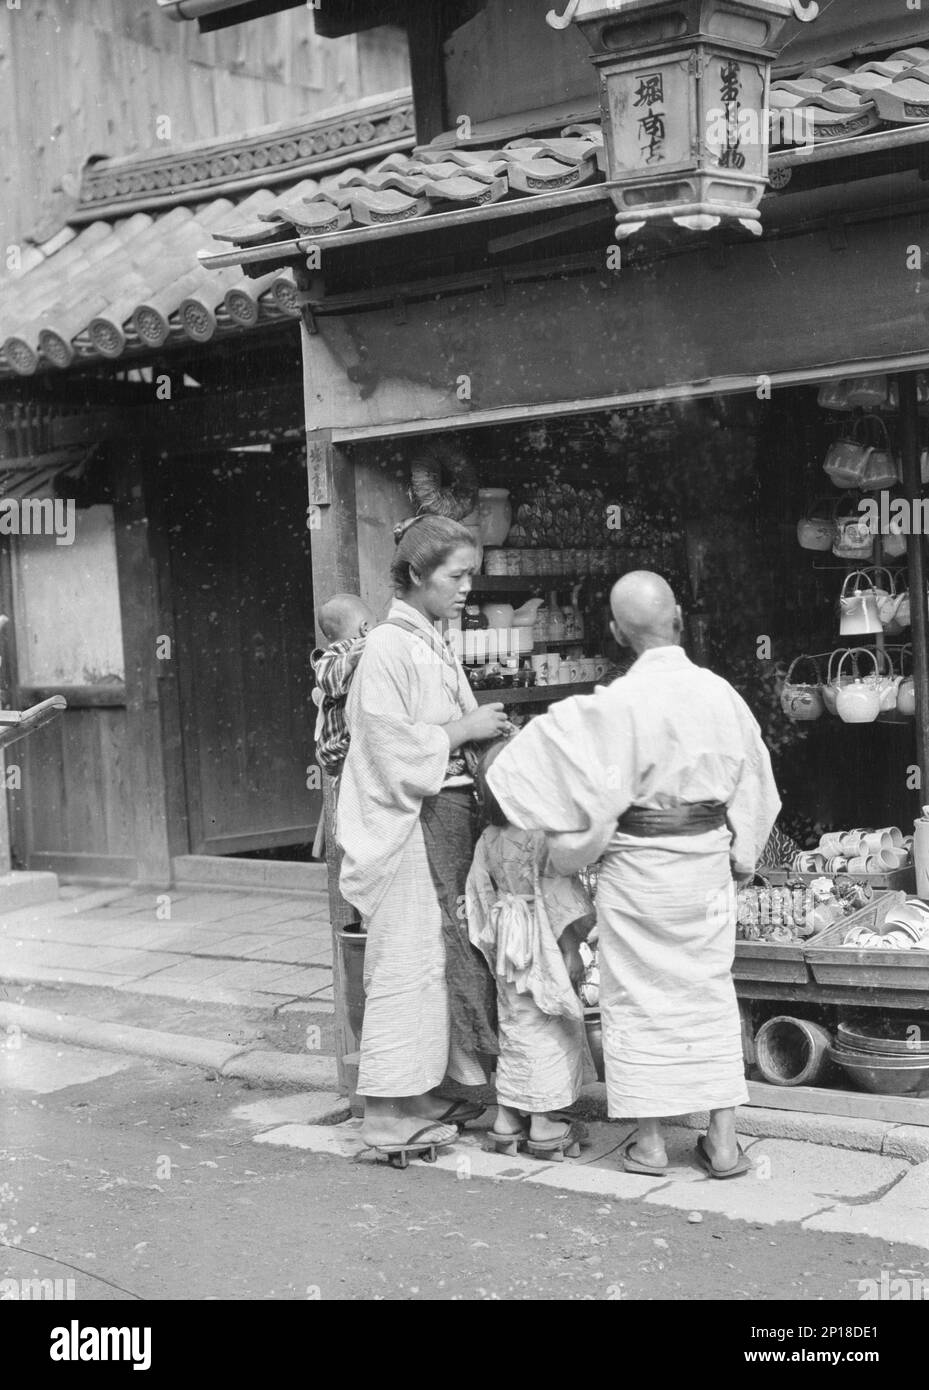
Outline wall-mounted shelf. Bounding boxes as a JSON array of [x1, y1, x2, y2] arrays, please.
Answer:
[[470, 574, 579, 592], [473, 681, 595, 706]]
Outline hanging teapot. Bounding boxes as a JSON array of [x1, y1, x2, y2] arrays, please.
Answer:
[[838, 571, 882, 636], [834, 648, 881, 724], [779, 655, 824, 722], [797, 498, 835, 552], [897, 645, 916, 717], [873, 646, 902, 713]]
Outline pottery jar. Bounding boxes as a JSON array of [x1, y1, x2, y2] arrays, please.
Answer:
[[478, 488, 512, 548]]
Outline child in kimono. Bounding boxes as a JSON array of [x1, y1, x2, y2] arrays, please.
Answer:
[[311, 594, 376, 779], [467, 741, 597, 1160]]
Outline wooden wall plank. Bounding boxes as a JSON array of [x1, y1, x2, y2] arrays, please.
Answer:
[[2, 7, 409, 252]]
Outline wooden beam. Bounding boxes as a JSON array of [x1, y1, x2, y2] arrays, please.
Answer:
[[141, 458, 190, 862], [112, 449, 173, 888], [747, 1080, 929, 1128], [0, 539, 26, 871], [405, 0, 448, 145], [898, 371, 929, 798], [306, 435, 362, 1094]]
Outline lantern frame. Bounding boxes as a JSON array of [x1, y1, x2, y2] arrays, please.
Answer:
[[546, 0, 821, 237]]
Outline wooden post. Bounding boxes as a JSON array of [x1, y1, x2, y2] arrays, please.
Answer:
[[898, 372, 929, 795], [112, 447, 173, 887], [405, 0, 448, 145], [307, 430, 363, 1094]]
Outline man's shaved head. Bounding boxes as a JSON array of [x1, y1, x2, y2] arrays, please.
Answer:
[[609, 571, 682, 653], [318, 594, 375, 643]]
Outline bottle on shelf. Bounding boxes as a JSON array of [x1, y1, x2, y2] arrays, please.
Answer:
[[545, 590, 566, 644], [567, 583, 585, 643], [462, 600, 488, 665]]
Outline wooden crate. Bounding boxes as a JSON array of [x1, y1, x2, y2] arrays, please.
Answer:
[[733, 940, 811, 985], [764, 866, 916, 892], [805, 894, 929, 991]]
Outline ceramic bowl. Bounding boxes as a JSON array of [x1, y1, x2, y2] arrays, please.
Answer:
[[837, 1021, 929, 1057], [828, 1047, 929, 1095]]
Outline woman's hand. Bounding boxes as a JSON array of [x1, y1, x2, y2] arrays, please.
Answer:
[[448, 703, 510, 748]]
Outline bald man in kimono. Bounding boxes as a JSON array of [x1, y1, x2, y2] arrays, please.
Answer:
[[487, 572, 780, 1178]]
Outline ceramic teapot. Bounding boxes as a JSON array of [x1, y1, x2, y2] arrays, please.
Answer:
[[511, 598, 543, 653], [838, 571, 882, 636], [898, 676, 917, 717], [834, 648, 881, 724], [779, 655, 824, 722], [481, 602, 515, 630]]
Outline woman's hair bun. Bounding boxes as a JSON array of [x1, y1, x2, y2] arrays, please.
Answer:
[[393, 514, 425, 545]]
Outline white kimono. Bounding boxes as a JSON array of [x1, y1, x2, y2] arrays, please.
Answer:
[[337, 599, 484, 1097], [466, 826, 595, 1112], [487, 645, 780, 1119]]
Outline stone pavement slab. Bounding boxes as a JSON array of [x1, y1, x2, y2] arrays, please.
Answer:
[[0, 886, 336, 1009], [253, 1116, 929, 1247], [0, 1036, 135, 1094]]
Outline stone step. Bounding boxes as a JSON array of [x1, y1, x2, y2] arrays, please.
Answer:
[[172, 855, 329, 896], [0, 871, 59, 914]]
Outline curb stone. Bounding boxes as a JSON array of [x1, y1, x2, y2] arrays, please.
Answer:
[[577, 1084, 928, 1163], [0, 1002, 339, 1092]]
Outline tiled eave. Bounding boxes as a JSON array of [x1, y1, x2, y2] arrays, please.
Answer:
[[72, 90, 414, 222], [199, 122, 929, 278], [200, 182, 613, 271]]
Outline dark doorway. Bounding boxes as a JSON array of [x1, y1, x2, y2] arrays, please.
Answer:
[[161, 449, 319, 855]]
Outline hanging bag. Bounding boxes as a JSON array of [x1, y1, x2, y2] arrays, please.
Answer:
[[832, 494, 874, 560], [797, 497, 837, 551], [780, 655, 824, 722]]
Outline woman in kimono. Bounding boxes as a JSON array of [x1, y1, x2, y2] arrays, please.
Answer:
[[338, 514, 510, 1164]]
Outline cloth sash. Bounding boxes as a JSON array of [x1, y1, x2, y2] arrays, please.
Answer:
[[617, 800, 728, 837], [487, 893, 536, 977], [419, 785, 499, 1060]]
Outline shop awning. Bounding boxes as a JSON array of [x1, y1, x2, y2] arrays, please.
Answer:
[[0, 92, 413, 378]]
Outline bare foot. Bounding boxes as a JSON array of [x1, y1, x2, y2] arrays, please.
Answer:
[[492, 1103, 527, 1137], [529, 1112, 580, 1144], [705, 1108, 739, 1171], [625, 1138, 667, 1169]]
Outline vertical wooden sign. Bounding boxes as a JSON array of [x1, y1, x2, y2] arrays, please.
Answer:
[[306, 430, 334, 507]]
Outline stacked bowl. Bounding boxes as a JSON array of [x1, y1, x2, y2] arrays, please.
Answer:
[[828, 1014, 929, 1095]]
